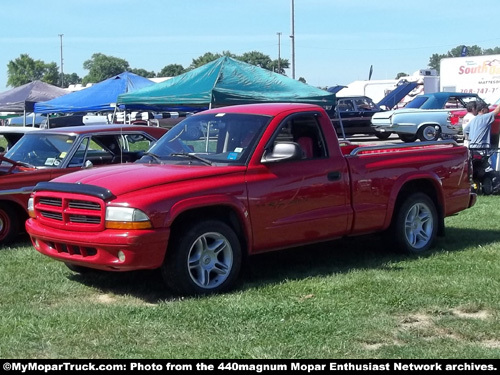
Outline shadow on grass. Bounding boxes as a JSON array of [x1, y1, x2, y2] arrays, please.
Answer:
[[60, 226, 500, 303]]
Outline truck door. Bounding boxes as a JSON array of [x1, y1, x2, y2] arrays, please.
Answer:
[[246, 113, 351, 252]]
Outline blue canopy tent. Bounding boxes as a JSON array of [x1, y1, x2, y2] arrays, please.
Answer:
[[34, 72, 154, 114]]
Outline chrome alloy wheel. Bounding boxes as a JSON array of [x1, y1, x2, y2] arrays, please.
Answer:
[[404, 202, 434, 250], [187, 231, 234, 289]]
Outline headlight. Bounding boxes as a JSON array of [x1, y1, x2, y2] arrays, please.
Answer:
[[28, 197, 35, 218], [105, 207, 152, 229]]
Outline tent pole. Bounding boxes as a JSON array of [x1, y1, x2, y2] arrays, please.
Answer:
[[23, 109, 26, 127]]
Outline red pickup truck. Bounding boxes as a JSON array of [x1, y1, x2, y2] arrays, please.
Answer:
[[26, 103, 476, 295]]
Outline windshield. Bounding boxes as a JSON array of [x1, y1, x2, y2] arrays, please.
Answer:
[[140, 112, 271, 165], [4, 133, 76, 167]]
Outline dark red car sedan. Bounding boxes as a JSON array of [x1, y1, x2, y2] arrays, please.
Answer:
[[0, 124, 167, 244]]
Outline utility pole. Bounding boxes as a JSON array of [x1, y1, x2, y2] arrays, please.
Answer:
[[58, 34, 64, 87], [277, 32, 282, 73], [290, 0, 295, 79]]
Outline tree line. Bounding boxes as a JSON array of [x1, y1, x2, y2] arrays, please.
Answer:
[[6, 51, 289, 88], [6, 44, 500, 88]]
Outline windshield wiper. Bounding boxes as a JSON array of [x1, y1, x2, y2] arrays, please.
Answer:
[[141, 152, 164, 164], [170, 152, 213, 166]]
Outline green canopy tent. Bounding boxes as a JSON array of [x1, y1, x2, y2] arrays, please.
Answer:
[[117, 57, 335, 111]]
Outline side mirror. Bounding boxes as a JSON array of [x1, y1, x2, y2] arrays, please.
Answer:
[[83, 160, 93, 169], [261, 142, 303, 163]]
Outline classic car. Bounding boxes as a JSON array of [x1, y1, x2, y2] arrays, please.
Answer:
[[371, 92, 488, 142]]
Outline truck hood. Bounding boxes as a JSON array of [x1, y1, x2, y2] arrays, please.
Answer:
[[52, 163, 246, 196]]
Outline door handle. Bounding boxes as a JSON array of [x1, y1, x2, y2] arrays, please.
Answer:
[[327, 171, 341, 181]]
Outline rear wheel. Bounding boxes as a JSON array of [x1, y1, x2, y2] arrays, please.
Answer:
[[162, 220, 242, 296], [0, 204, 19, 245], [391, 193, 438, 254], [399, 134, 418, 143], [481, 175, 493, 195], [418, 124, 440, 142]]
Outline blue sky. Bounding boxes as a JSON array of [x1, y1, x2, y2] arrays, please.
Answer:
[[1, 0, 500, 91]]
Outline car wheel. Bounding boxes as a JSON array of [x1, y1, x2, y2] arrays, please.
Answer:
[[0, 204, 19, 245], [418, 124, 440, 142], [162, 220, 242, 296], [375, 132, 391, 140], [399, 134, 418, 143], [391, 193, 438, 254]]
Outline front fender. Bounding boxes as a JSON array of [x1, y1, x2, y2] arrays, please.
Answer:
[[166, 194, 253, 250]]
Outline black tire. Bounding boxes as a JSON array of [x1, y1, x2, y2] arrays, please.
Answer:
[[375, 132, 391, 140], [399, 134, 418, 143], [161, 220, 242, 296], [391, 193, 438, 254], [481, 175, 493, 195], [0, 204, 19, 245], [418, 124, 440, 142]]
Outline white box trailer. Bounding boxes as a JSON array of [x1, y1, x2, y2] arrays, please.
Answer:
[[440, 55, 500, 104]]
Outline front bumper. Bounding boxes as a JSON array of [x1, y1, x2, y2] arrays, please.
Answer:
[[26, 218, 170, 271]]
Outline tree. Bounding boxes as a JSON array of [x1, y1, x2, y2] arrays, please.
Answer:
[[129, 68, 156, 78], [63, 73, 82, 87], [82, 53, 130, 84], [238, 51, 273, 70], [6, 54, 58, 87], [188, 52, 233, 70], [158, 64, 186, 77], [429, 45, 485, 74], [395, 72, 409, 79], [271, 58, 289, 75]]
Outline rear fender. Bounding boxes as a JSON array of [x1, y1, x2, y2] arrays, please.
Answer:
[[383, 173, 444, 232]]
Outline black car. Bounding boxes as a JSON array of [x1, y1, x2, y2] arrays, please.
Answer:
[[328, 96, 390, 139]]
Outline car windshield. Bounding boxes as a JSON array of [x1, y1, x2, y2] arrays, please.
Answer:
[[4, 133, 76, 167], [140, 112, 271, 165]]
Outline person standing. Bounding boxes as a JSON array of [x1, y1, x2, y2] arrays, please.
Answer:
[[467, 103, 500, 149], [462, 101, 477, 147]]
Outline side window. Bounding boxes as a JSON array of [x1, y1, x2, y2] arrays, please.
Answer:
[[272, 114, 328, 159], [68, 137, 90, 167], [119, 133, 156, 152]]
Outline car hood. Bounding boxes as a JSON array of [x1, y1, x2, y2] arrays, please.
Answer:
[[52, 163, 246, 197]]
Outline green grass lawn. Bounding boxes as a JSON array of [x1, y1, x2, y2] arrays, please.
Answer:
[[1, 196, 499, 359]]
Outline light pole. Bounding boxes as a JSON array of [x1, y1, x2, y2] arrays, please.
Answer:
[[290, 0, 295, 79], [277, 32, 282, 73], [58, 34, 64, 87]]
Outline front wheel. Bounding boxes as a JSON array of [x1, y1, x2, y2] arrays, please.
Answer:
[[161, 220, 242, 296], [391, 193, 438, 254]]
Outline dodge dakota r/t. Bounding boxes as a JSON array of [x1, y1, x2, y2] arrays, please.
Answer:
[[26, 103, 476, 295]]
